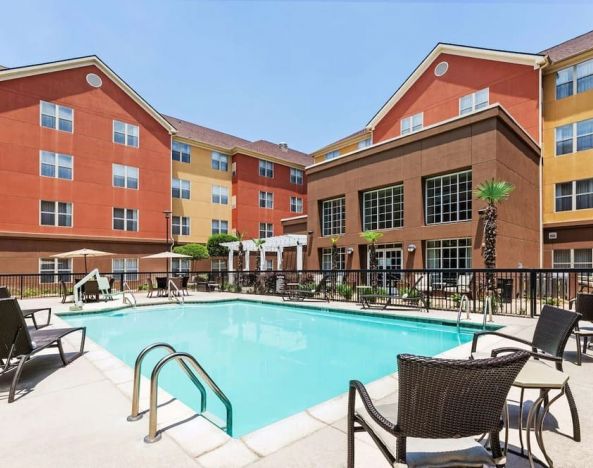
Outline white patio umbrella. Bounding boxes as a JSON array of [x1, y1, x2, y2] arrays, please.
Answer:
[[142, 252, 191, 259], [52, 248, 113, 273]]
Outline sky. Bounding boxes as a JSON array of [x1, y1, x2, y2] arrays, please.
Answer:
[[2, 0, 593, 153]]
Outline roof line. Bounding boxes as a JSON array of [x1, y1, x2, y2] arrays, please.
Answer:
[[539, 28, 593, 54]]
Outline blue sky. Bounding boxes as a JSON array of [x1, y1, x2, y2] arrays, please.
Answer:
[[2, 1, 593, 152]]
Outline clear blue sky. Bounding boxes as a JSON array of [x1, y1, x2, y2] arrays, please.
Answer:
[[2, 1, 592, 152]]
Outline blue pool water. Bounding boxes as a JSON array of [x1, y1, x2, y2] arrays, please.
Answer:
[[64, 300, 481, 436]]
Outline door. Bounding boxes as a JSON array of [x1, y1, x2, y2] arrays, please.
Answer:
[[369, 245, 402, 289]]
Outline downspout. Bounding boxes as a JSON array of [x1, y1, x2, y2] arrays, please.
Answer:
[[538, 62, 544, 268]]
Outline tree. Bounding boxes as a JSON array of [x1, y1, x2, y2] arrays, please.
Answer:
[[252, 238, 266, 272], [207, 233, 238, 257], [173, 244, 209, 271], [330, 236, 341, 271], [360, 230, 384, 289], [236, 231, 245, 273]]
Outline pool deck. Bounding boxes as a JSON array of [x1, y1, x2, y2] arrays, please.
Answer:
[[1, 291, 592, 467]]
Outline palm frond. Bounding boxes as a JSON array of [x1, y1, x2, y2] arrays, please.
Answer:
[[474, 179, 514, 204], [360, 230, 384, 244]]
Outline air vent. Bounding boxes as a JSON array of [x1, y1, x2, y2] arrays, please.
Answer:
[[548, 232, 558, 240], [434, 61, 449, 77], [86, 73, 103, 88]]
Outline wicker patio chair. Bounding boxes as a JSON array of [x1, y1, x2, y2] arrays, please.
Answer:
[[570, 292, 593, 365], [59, 280, 74, 304], [0, 297, 86, 403], [146, 278, 157, 298], [181, 275, 190, 296], [0, 286, 52, 329], [347, 352, 529, 467], [470, 305, 581, 442]]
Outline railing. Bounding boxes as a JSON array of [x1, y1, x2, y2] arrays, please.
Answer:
[[168, 279, 184, 304]]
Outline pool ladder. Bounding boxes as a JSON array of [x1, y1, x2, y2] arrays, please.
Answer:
[[127, 343, 233, 442]]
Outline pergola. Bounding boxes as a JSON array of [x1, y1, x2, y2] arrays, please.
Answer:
[[221, 234, 307, 271]]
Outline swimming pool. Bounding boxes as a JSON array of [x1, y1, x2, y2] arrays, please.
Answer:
[[64, 300, 484, 436]]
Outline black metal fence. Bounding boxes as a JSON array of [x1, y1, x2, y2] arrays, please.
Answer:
[[2, 268, 592, 317]]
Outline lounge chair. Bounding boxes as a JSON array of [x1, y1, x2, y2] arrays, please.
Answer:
[[60, 280, 74, 303], [347, 351, 530, 467], [442, 273, 474, 298], [0, 297, 86, 403], [0, 286, 51, 329], [570, 292, 593, 365], [282, 275, 328, 302], [470, 304, 581, 442], [360, 274, 428, 312]]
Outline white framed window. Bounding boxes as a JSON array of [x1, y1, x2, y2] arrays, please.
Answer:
[[325, 150, 340, 161], [40, 201, 72, 227], [39, 258, 72, 284], [290, 196, 303, 213], [426, 238, 472, 283], [425, 170, 472, 224], [555, 118, 593, 155], [40, 151, 73, 180], [400, 112, 423, 135], [321, 197, 345, 236], [556, 59, 593, 99], [259, 222, 273, 238], [113, 120, 139, 147], [321, 247, 346, 271], [113, 208, 138, 231], [172, 141, 191, 163], [172, 216, 190, 235], [259, 159, 274, 178], [211, 219, 229, 235], [212, 185, 228, 204], [459, 88, 489, 115], [265, 259, 274, 270], [112, 164, 139, 189], [555, 178, 593, 212], [290, 168, 304, 185], [363, 184, 404, 231], [172, 258, 191, 274], [112, 258, 139, 281], [211, 259, 227, 271], [40, 101, 73, 132], [172, 178, 191, 199], [211, 152, 228, 171], [553, 249, 593, 268], [357, 137, 372, 149], [259, 191, 274, 209]]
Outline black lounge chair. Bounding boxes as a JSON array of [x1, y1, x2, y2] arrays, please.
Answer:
[[347, 352, 529, 467], [282, 275, 328, 302], [0, 297, 86, 403], [570, 292, 593, 365], [360, 274, 428, 312], [470, 304, 581, 442], [0, 286, 51, 329]]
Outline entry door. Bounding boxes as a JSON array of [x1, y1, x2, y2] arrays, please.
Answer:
[[370, 246, 402, 288]]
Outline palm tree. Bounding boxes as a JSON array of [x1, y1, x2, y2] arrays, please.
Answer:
[[252, 238, 266, 272], [360, 230, 384, 289], [236, 231, 245, 272], [329, 236, 341, 291]]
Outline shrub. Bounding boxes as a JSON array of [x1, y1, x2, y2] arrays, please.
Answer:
[[207, 234, 238, 257], [336, 283, 353, 301]]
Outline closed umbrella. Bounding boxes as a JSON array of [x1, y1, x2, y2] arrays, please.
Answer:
[[52, 248, 113, 273]]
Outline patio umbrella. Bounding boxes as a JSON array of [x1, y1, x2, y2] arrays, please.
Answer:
[[142, 251, 191, 273], [52, 248, 113, 273]]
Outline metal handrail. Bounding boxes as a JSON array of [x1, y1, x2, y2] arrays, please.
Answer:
[[127, 343, 206, 422], [122, 281, 137, 307], [145, 351, 233, 442], [456, 294, 470, 328], [168, 279, 184, 304]]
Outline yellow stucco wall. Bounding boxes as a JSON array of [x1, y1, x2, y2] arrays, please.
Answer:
[[311, 132, 372, 164], [171, 137, 232, 244], [542, 50, 593, 225]]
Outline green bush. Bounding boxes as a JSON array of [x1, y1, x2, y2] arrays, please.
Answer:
[[543, 297, 560, 306], [398, 287, 420, 298], [207, 234, 238, 257], [336, 283, 353, 301], [174, 243, 209, 261]]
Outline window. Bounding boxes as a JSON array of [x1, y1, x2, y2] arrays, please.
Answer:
[[259, 191, 274, 209], [556, 124, 574, 155], [212, 185, 228, 204], [112, 258, 139, 281], [555, 59, 593, 99], [577, 59, 593, 94], [172, 258, 191, 274], [211, 259, 227, 271], [358, 138, 372, 149], [113, 208, 138, 231], [553, 249, 593, 268], [259, 160, 274, 177], [555, 178, 593, 211], [556, 119, 593, 155], [459, 88, 489, 115], [556, 67, 574, 99], [172, 141, 191, 163], [211, 152, 228, 171], [321, 247, 346, 271], [40, 151, 73, 180], [40, 101, 73, 132], [172, 178, 191, 199], [211, 219, 228, 235], [259, 222, 273, 238], [290, 196, 303, 213], [363, 184, 404, 230], [172, 216, 190, 236], [400, 113, 423, 135], [290, 168, 304, 185], [425, 171, 472, 224], [112, 164, 139, 189], [325, 150, 340, 161], [426, 238, 472, 282], [40, 201, 72, 227], [39, 258, 72, 284], [321, 197, 345, 236], [113, 120, 139, 147]]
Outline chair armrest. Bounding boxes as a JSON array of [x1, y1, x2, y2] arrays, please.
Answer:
[[490, 347, 562, 364], [471, 331, 532, 354], [21, 306, 51, 316], [349, 380, 399, 435]]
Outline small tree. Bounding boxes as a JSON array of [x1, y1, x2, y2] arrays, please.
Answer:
[[236, 231, 245, 272], [329, 236, 341, 291], [253, 238, 266, 272], [207, 233, 238, 258], [360, 230, 384, 289], [173, 244, 209, 272]]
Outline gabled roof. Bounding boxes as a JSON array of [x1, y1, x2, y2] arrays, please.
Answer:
[[164, 114, 250, 150], [311, 128, 370, 156], [238, 140, 312, 166], [0, 55, 176, 133], [541, 29, 593, 64], [366, 43, 547, 130]]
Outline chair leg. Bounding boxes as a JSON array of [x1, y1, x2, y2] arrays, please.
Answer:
[[8, 356, 28, 403], [565, 383, 581, 442], [584, 337, 589, 355], [57, 339, 68, 366], [347, 386, 355, 468], [576, 335, 582, 366]]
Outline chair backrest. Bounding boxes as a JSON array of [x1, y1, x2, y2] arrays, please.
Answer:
[[181, 276, 189, 288], [156, 277, 168, 289], [85, 280, 100, 295], [458, 273, 473, 288], [575, 293, 593, 322], [0, 286, 11, 299], [532, 305, 580, 357], [146, 278, 154, 291], [413, 274, 427, 291], [315, 275, 328, 292], [0, 298, 34, 360], [396, 352, 529, 439], [97, 276, 110, 293]]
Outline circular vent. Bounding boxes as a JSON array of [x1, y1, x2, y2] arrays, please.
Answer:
[[86, 73, 103, 88], [434, 61, 449, 77]]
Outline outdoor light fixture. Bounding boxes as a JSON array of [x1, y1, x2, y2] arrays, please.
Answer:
[[347, 247, 354, 255], [407, 244, 416, 253]]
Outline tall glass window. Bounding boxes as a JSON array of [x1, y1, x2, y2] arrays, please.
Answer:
[[425, 171, 472, 224], [363, 184, 403, 231], [426, 238, 472, 282], [321, 247, 346, 270], [321, 197, 345, 236]]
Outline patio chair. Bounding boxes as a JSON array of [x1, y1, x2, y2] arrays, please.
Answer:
[[570, 292, 593, 366], [443, 273, 474, 298], [169, 277, 183, 296], [347, 351, 530, 467], [470, 305, 581, 442], [283, 275, 329, 302], [146, 278, 157, 298], [83, 280, 100, 302], [360, 274, 428, 312], [181, 275, 190, 296], [0, 286, 51, 329], [0, 297, 86, 403], [60, 280, 74, 303], [156, 276, 168, 296]]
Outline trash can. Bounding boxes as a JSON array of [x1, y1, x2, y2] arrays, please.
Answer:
[[498, 278, 513, 303]]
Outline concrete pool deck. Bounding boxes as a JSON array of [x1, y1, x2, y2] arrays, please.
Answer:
[[1, 292, 591, 467]]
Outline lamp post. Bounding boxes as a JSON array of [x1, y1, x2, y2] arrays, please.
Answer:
[[163, 210, 172, 274]]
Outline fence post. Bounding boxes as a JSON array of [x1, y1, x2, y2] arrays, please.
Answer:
[[529, 270, 537, 318], [120, 273, 125, 293], [19, 275, 23, 299]]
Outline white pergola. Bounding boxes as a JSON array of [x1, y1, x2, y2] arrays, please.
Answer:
[[221, 234, 307, 271]]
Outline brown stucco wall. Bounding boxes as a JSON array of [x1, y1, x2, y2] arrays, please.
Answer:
[[543, 223, 593, 268]]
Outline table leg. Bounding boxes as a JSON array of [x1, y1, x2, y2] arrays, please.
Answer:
[[535, 387, 565, 468], [526, 390, 547, 468]]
